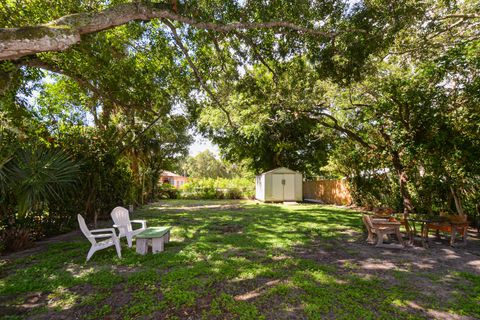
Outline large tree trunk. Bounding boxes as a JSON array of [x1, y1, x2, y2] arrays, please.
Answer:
[[450, 185, 465, 216], [391, 150, 415, 214]]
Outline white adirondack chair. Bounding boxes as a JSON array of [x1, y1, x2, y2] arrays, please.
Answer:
[[77, 214, 122, 261], [111, 206, 147, 248]]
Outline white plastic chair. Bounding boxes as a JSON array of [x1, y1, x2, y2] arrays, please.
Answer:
[[110, 206, 147, 248], [77, 214, 122, 261]]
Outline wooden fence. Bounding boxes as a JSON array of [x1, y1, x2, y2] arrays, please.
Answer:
[[303, 179, 352, 205]]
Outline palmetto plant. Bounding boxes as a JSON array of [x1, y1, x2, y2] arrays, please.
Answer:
[[6, 146, 81, 216], [0, 156, 11, 199]]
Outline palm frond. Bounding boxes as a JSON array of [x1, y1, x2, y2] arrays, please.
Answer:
[[7, 147, 81, 216]]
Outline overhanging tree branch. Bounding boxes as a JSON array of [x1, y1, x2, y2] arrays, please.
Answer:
[[118, 113, 164, 156], [437, 14, 480, 20], [313, 109, 375, 150], [15, 58, 123, 109], [0, 2, 351, 60]]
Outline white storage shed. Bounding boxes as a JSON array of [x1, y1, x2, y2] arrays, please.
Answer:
[[255, 167, 303, 202]]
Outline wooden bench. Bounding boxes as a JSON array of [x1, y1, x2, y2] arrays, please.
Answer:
[[135, 227, 172, 255], [362, 214, 405, 247]]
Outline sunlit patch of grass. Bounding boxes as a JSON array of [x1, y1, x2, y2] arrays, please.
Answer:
[[79, 292, 109, 306], [48, 287, 79, 311], [342, 260, 360, 270], [163, 286, 197, 308]]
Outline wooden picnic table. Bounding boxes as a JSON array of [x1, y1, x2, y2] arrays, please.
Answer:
[[135, 226, 172, 255], [397, 214, 467, 248], [406, 215, 438, 248]]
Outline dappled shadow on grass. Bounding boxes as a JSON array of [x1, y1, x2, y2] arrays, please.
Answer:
[[286, 232, 480, 319], [137, 201, 479, 319], [0, 231, 205, 318], [1, 200, 479, 319]]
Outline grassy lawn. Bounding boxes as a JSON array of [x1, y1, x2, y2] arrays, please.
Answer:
[[1, 200, 479, 319]]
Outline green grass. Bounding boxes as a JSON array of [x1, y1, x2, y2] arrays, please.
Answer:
[[0, 200, 478, 319]]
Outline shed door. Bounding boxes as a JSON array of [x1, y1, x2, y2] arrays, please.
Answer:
[[283, 174, 295, 200], [272, 174, 284, 201], [271, 174, 295, 201]]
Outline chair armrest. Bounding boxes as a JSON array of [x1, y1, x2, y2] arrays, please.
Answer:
[[372, 221, 401, 227], [91, 228, 117, 233], [90, 228, 118, 238], [131, 220, 147, 228], [91, 233, 116, 239]]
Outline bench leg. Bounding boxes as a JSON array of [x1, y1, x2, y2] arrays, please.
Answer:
[[395, 228, 405, 246], [152, 237, 164, 253], [136, 238, 148, 255], [402, 222, 413, 245], [376, 231, 384, 247], [366, 228, 375, 244], [462, 227, 468, 245], [450, 228, 456, 246], [422, 226, 430, 248]]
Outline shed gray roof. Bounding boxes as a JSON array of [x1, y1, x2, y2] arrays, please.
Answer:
[[260, 167, 301, 175]]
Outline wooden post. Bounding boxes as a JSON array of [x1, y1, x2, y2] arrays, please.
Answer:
[[152, 238, 164, 253], [136, 238, 148, 255]]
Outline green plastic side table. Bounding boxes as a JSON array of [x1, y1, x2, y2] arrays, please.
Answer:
[[136, 226, 172, 254]]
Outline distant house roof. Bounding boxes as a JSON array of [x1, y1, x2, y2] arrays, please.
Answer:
[[160, 171, 184, 177], [260, 167, 301, 175]]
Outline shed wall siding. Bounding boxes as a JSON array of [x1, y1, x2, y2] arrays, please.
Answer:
[[295, 173, 303, 201], [265, 173, 272, 200], [255, 176, 264, 201]]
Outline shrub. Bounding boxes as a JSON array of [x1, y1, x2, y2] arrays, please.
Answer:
[[158, 183, 179, 199], [180, 178, 254, 200], [225, 188, 242, 199], [0, 227, 34, 252], [349, 175, 402, 211]]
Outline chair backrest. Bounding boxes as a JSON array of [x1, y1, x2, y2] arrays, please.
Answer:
[[111, 206, 132, 232], [77, 214, 95, 245]]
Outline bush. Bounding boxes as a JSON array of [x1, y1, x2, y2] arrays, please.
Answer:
[[0, 227, 34, 252], [179, 178, 254, 200], [158, 183, 179, 199], [0, 138, 137, 253], [226, 188, 242, 199], [349, 175, 402, 211]]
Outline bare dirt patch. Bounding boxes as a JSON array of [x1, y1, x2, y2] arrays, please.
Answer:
[[0, 291, 50, 319], [289, 230, 480, 320]]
